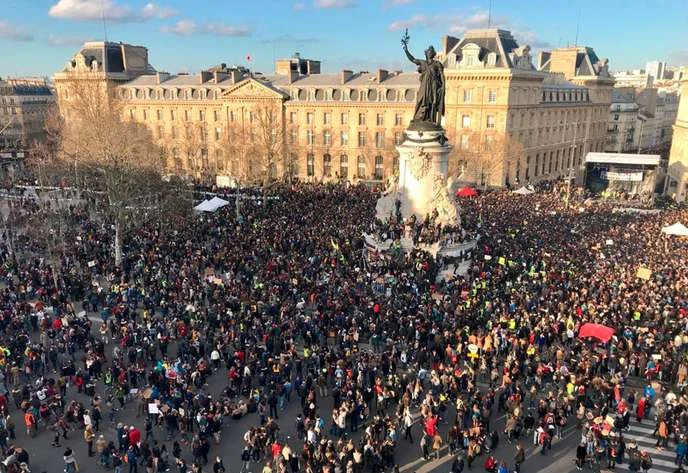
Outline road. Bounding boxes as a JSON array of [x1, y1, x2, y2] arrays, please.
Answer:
[[7, 317, 587, 473]]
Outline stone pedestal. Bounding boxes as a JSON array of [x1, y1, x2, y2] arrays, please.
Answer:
[[376, 127, 458, 224]]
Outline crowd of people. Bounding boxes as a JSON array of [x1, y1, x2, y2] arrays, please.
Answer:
[[0, 182, 685, 473]]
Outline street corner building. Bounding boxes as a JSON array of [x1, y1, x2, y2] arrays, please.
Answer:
[[52, 30, 614, 188]]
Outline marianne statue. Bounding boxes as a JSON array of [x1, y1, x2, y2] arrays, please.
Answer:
[[401, 29, 445, 129]]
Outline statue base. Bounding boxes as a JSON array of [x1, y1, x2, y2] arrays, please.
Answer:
[[375, 127, 457, 224], [367, 125, 478, 281]]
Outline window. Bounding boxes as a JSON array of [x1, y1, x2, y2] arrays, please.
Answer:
[[143, 110, 148, 120], [357, 156, 366, 178], [486, 115, 495, 129], [375, 132, 384, 149], [215, 127, 221, 141], [129, 109, 135, 120], [156, 110, 162, 120], [306, 112, 314, 125], [170, 110, 176, 121], [462, 115, 471, 129], [213, 110, 218, 122], [460, 134, 469, 150], [376, 114, 384, 126], [614, 114, 619, 121], [488, 90, 497, 103], [395, 113, 403, 126], [341, 112, 349, 125], [465, 56, 474, 66], [340, 131, 349, 146], [248, 111, 254, 123], [358, 113, 366, 126], [340, 154, 348, 178], [515, 159, 520, 182], [463, 90, 472, 103], [171, 126, 177, 139], [548, 153, 552, 173], [323, 154, 332, 177], [307, 130, 314, 145], [526, 156, 531, 180], [394, 132, 403, 145], [358, 132, 366, 147], [374, 155, 384, 179], [307, 153, 314, 177], [535, 154, 540, 177], [289, 112, 297, 124], [157, 125, 163, 137], [289, 129, 297, 145], [324, 112, 331, 125], [541, 153, 546, 175], [323, 130, 332, 146]]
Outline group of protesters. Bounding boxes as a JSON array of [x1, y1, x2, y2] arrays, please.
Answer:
[[0, 181, 685, 473]]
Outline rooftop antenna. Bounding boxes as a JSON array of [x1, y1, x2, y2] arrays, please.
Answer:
[[487, 0, 493, 27], [101, 2, 109, 42], [574, 5, 581, 47]]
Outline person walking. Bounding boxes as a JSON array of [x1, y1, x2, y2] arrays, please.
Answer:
[[84, 424, 95, 457], [403, 408, 414, 444], [63, 447, 79, 472], [575, 441, 587, 471]]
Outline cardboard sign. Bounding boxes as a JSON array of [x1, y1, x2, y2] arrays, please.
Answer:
[[636, 267, 652, 280], [148, 403, 160, 415]]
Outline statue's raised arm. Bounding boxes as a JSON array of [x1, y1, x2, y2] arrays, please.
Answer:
[[400, 29, 445, 129]]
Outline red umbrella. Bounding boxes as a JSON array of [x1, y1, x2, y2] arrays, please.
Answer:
[[456, 186, 478, 198], [578, 323, 615, 343]]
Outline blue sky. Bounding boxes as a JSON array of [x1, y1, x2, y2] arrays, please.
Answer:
[[0, 0, 686, 78]]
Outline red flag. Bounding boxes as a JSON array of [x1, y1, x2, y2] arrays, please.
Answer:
[[246, 53, 252, 62]]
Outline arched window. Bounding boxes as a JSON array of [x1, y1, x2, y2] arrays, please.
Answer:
[[340, 154, 348, 179], [307, 153, 315, 177], [323, 153, 332, 177], [357, 156, 366, 178], [374, 155, 384, 180], [392, 155, 399, 175]]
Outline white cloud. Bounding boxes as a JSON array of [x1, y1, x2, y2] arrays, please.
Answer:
[[49, 0, 176, 22], [47, 34, 93, 46], [205, 22, 254, 37], [385, 0, 415, 6], [0, 20, 33, 41], [161, 19, 197, 36], [162, 20, 254, 37], [142, 2, 177, 19], [293, 2, 306, 11], [313, 0, 356, 9], [388, 9, 551, 49]]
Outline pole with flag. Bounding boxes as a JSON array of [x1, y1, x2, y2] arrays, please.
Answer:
[[246, 53, 252, 76]]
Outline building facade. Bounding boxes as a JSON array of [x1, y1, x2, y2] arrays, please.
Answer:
[[0, 77, 54, 154], [53, 31, 613, 187], [667, 79, 688, 201], [606, 87, 639, 153]]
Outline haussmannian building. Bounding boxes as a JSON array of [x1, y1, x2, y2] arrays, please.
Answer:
[[0, 77, 55, 155], [53, 30, 614, 187], [667, 78, 688, 201]]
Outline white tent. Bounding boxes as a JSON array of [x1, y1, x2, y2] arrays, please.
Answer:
[[207, 196, 230, 209], [193, 200, 217, 212], [661, 222, 688, 236], [512, 186, 535, 195], [194, 196, 230, 213]]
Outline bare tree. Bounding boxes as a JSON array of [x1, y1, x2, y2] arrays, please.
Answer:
[[449, 131, 525, 188], [54, 76, 185, 266]]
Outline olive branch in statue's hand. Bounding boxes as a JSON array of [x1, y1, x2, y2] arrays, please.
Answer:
[[401, 28, 410, 49]]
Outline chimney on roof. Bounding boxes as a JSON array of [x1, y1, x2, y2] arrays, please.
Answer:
[[156, 72, 170, 84], [199, 70, 212, 84], [287, 70, 299, 84], [213, 71, 228, 83], [376, 69, 389, 83], [441, 35, 459, 55], [229, 69, 243, 84], [340, 70, 353, 84]]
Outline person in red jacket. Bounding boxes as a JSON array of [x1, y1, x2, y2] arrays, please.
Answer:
[[129, 425, 141, 446]]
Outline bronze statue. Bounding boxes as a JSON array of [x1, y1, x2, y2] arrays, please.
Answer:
[[401, 29, 445, 129]]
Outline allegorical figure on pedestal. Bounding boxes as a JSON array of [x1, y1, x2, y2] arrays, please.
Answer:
[[401, 29, 445, 128]]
